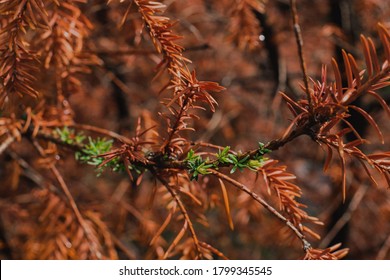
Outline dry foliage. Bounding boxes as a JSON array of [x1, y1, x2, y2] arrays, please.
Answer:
[[0, 0, 389, 260]]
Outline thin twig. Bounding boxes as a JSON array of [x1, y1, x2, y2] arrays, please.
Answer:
[[190, 141, 238, 154], [163, 221, 187, 259], [155, 174, 202, 258], [161, 97, 191, 155], [6, 150, 62, 196], [30, 120, 307, 172], [50, 165, 102, 259], [150, 208, 174, 246], [105, 70, 136, 96], [377, 233, 390, 260], [209, 169, 312, 251], [34, 130, 84, 151], [110, 232, 137, 260], [30, 138, 102, 259], [290, 0, 312, 111], [319, 184, 368, 248], [93, 44, 211, 57], [165, 186, 202, 258], [0, 135, 15, 155], [119, 201, 145, 222]]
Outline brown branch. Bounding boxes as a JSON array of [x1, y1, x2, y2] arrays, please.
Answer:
[[234, 122, 309, 161], [110, 232, 137, 260], [33, 130, 84, 152], [208, 169, 312, 251], [162, 221, 187, 259], [6, 150, 64, 196], [93, 44, 211, 57], [50, 165, 102, 259], [377, 233, 390, 260], [155, 173, 202, 258], [29, 121, 307, 172], [319, 184, 368, 248], [161, 97, 191, 154], [290, 0, 312, 111], [190, 141, 236, 153], [0, 135, 15, 156], [119, 201, 145, 222], [102, 69, 135, 97], [29, 138, 102, 259]]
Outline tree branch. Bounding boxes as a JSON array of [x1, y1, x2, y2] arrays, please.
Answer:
[[290, 0, 312, 111], [209, 169, 312, 251], [0, 136, 15, 156]]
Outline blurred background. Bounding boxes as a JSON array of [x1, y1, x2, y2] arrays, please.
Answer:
[[0, 0, 389, 259]]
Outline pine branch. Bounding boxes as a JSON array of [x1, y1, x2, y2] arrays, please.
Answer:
[[111, 0, 224, 156], [279, 24, 390, 200]]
